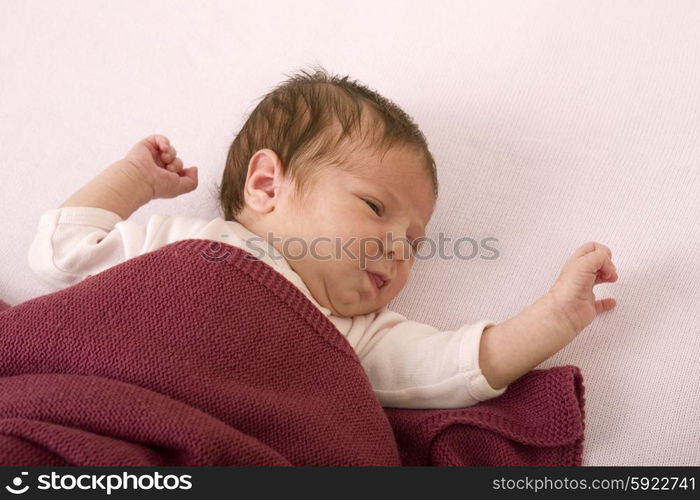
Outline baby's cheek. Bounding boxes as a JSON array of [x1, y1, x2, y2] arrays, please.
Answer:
[[395, 265, 413, 289], [392, 275, 407, 294], [307, 238, 335, 262]]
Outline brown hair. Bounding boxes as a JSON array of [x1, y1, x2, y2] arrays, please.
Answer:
[[217, 65, 438, 221]]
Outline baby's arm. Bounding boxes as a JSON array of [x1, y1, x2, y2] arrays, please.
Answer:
[[60, 134, 197, 219], [29, 135, 198, 290], [479, 242, 618, 389], [59, 159, 154, 220]]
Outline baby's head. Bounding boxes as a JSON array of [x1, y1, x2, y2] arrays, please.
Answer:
[[218, 66, 437, 317]]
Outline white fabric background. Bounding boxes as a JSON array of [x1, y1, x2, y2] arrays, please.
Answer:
[[1, 0, 698, 465]]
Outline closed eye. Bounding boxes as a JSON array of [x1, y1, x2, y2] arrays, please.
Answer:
[[364, 199, 381, 215]]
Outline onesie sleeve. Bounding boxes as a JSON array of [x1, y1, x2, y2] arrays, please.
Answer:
[[354, 308, 508, 409], [26, 207, 150, 291]]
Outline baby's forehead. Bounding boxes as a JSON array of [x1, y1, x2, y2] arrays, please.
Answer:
[[341, 142, 428, 177], [352, 147, 432, 183]]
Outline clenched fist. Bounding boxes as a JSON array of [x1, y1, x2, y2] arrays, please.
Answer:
[[547, 241, 619, 336], [124, 134, 198, 199]]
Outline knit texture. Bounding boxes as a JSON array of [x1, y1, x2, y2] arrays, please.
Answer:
[[0, 239, 585, 466]]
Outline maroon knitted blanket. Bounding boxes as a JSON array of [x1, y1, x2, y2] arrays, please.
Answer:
[[0, 239, 585, 466]]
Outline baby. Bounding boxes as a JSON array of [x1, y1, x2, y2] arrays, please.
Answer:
[[28, 68, 618, 409]]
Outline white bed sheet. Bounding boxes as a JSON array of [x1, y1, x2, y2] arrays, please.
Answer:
[[0, 0, 698, 465]]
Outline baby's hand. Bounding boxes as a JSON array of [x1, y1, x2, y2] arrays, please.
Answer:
[[123, 134, 198, 199], [547, 241, 619, 337]]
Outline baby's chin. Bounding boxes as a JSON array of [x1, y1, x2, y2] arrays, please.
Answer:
[[329, 302, 383, 317], [302, 267, 394, 317], [323, 287, 389, 317]]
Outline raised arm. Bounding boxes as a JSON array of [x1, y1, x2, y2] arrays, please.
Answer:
[[29, 135, 199, 290], [59, 159, 154, 220], [59, 134, 198, 220]]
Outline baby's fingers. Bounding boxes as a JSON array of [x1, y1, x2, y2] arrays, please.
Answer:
[[177, 167, 198, 193], [595, 297, 617, 313], [161, 145, 177, 163], [601, 255, 618, 282], [572, 241, 611, 259], [584, 248, 618, 282], [166, 157, 183, 172], [151, 134, 170, 151], [594, 258, 618, 284]]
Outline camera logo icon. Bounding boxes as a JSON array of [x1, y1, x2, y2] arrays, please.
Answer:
[[5, 472, 29, 494]]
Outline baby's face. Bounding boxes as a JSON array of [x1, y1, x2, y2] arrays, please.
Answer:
[[266, 144, 435, 317]]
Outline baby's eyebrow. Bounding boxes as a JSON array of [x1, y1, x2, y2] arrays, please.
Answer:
[[372, 183, 397, 204]]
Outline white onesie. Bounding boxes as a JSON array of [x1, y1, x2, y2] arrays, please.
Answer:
[[27, 207, 508, 409]]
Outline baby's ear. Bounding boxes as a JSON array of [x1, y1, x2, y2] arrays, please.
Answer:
[[243, 149, 285, 214]]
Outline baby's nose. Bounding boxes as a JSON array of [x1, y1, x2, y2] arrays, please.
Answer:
[[387, 234, 412, 260]]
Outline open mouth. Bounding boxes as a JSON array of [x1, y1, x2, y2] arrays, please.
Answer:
[[367, 271, 386, 291]]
